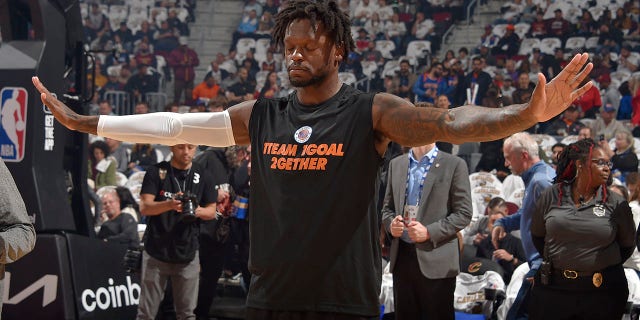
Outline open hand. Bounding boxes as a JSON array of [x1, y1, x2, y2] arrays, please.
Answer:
[[529, 53, 593, 122], [32, 76, 98, 134]]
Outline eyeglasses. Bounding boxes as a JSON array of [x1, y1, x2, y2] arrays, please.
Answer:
[[591, 159, 613, 169]]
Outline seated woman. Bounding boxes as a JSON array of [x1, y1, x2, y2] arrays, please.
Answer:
[[600, 129, 638, 182], [128, 143, 158, 175], [88, 140, 117, 190], [115, 186, 141, 222]]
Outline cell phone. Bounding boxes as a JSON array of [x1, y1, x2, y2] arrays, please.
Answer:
[[599, 134, 605, 142]]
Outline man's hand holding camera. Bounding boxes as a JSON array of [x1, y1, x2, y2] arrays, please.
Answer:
[[172, 192, 217, 221]]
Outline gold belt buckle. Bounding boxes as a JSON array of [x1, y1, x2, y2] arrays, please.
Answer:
[[563, 270, 578, 279], [593, 272, 603, 288]]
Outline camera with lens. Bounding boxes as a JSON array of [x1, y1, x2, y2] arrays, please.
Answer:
[[174, 192, 198, 222]]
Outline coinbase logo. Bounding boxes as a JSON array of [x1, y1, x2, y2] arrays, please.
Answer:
[[0, 87, 28, 162], [81, 276, 140, 312]]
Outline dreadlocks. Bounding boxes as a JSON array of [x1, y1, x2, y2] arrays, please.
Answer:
[[554, 138, 609, 204], [555, 138, 596, 184], [272, 0, 356, 58]]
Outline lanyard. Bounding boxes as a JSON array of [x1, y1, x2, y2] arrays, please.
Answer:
[[404, 148, 438, 206], [170, 166, 192, 193]]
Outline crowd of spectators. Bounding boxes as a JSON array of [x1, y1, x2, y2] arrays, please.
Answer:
[[221, 0, 468, 96], [82, 0, 198, 112]]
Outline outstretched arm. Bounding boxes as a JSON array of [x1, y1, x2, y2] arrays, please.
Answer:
[[32, 76, 253, 146], [373, 53, 593, 147], [32, 76, 99, 134]]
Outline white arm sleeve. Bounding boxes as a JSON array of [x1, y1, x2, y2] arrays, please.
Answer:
[[97, 111, 236, 147]]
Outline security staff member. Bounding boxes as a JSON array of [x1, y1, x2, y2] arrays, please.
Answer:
[[530, 139, 635, 320], [137, 144, 218, 320]]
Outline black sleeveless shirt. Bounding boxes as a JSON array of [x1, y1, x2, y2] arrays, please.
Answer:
[[248, 85, 382, 316]]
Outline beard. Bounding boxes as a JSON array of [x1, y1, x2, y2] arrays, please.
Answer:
[[289, 71, 328, 88]]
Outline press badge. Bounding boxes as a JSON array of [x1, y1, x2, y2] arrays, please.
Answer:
[[403, 205, 418, 223]]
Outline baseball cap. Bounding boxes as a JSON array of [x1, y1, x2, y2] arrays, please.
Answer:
[[506, 24, 515, 31], [603, 104, 616, 113], [505, 202, 519, 215]]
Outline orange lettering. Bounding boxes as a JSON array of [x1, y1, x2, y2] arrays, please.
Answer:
[[309, 157, 318, 170], [285, 144, 297, 156], [317, 144, 328, 155], [299, 157, 309, 170], [335, 144, 344, 156], [263, 142, 271, 154], [272, 143, 280, 154], [270, 156, 277, 169], [285, 158, 293, 170], [316, 157, 327, 170], [306, 144, 317, 156], [277, 157, 286, 170], [326, 144, 336, 156]]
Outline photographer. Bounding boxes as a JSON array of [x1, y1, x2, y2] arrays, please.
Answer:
[[137, 144, 218, 319]]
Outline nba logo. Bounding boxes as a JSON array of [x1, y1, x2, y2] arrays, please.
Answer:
[[0, 87, 28, 162]]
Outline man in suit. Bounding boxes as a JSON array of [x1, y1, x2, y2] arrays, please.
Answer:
[[382, 142, 472, 319]]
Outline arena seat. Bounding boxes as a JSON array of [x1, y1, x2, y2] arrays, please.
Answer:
[[530, 134, 558, 159], [492, 24, 507, 38], [406, 40, 431, 59], [254, 38, 271, 62], [396, 55, 418, 67], [338, 72, 357, 86], [585, 36, 599, 50], [518, 38, 540, 56], [360, 61, 379, 79], [375, 40, 396, 59], [381, 60, 400, 77], [610, 71, 631, 83], [514, 22, 530, 40], [235, 37, 256, 56], [560, 135, 580, 145], [502, 174, 524, 204], [539, 37, 562, 55], [564, 36, 586, 52], [115, 172, 128, 187], [126, 171, 146, 188]]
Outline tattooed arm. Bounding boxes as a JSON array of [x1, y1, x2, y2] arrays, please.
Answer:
[[373, 53, 593, 153]]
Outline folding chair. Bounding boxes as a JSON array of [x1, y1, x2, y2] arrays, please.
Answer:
[[375, 40, 396, 59]]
